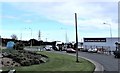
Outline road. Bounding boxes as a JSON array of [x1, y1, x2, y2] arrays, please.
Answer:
[[0, 53, 2, 69], [78, 52, 118, 71]]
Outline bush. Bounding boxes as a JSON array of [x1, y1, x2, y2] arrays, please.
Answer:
[[2, 49, 48, 67], [34, 59, 40, 64], [24, 60, 31, 66], [28, 59, 34, 65], [2, 52, 9, 57], [40, 57, 48, 63], [20, 60, 31, 66], [14, 42, 25, 50]]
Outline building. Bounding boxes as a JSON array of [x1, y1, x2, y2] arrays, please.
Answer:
[[83, 37, 119, 51], [1, 38, 56, 48]]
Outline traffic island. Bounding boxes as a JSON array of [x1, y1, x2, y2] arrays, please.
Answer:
[[2, 51, 95, 73]]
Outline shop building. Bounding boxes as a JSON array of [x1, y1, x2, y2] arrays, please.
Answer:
[[83, 37, 119, 51]]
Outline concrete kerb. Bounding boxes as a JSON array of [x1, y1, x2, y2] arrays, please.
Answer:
[[67, 54, 104, 72]]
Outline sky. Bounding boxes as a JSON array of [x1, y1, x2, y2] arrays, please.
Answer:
[[0, 0, 119, 42]]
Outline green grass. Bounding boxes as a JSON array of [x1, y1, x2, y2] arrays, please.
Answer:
[[3, 51, 95, 72]]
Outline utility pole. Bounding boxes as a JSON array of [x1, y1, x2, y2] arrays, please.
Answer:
[[38, 30, 41, 41], [46, 38, 47, 42], [25, 28, 32, 47], [75, 13, 79, 62], [29, 28, 32, 47], [38, 30, 41, 51], [20, 33, 22, 40], [61, 28, 68, 50], [65, 31, 68, 50]]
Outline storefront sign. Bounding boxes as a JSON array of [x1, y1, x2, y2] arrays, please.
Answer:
[[84, 38, 106, 42]]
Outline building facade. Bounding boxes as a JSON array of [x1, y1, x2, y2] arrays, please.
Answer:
[[83, 37, 119, 51]]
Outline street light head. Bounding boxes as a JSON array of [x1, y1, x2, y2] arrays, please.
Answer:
[[103, 22, 111, 26], [103, 22, 106, 24]]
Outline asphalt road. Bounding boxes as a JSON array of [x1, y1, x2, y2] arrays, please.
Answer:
[[0, 53, 2, 69], [77, 52, 118, 71]]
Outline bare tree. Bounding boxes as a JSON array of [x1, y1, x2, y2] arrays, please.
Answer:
[[11, 34, 18, 40]]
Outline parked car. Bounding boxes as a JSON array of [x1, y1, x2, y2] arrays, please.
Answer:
[[88, 48, 97, 53], [45, 45, 52, 51], [66, 48, 76, 53], [78, 46, 84, 51], [81, 49, 88, 52]]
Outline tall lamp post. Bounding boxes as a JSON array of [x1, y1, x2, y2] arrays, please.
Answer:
[[25, 28, 32, 47], [61, 28, 68, 50], [75, 13, 79, 62], [29, 28, 32, 47], [103, 23, 112, 50]]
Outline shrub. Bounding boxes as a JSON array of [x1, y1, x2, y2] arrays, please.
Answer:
[[40, 57, 48, 63], [24, 60, 31, 66], [20, 60, 31, 66], [7, 61, 10, 64], [14, 42, 25, 50], [28, 59, 34, 65], [2, 52, 9, 57], [2, 49, 48, 67], [34, 59, 40, 64]]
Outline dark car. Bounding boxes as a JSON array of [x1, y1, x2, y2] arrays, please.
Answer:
[[113, 51, 120, 58], [81, 49, 88, 52], [66, 48, 76, 53]]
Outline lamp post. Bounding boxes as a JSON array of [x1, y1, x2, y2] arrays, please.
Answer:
[[103, 23, 112, 51], [20, 33, 22, 40], [61, 28, 68, 50], [29, 28, 32, 47], [75, 13, 79, 62], [25, 28, 32, 47]]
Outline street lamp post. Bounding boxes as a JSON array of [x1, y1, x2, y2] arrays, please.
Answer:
[[29, 28, 32, 47], [20, 33, 22, 40], [46, 38, 47, 42], [25, 28, 32, 47], [103, 23, 112, 51], [61, 28, 68, 50], [75, 13, 79, 62]]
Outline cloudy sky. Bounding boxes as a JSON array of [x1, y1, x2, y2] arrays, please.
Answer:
[[0, 0, 119, 42]]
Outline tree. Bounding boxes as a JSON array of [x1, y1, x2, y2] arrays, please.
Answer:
[[11, 34, 18, 40], [13, 42, 24, 50]]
